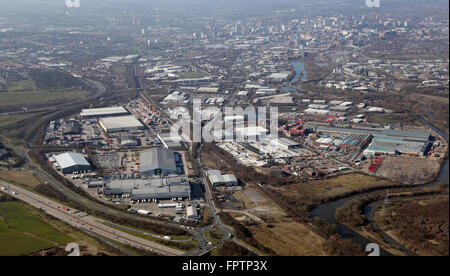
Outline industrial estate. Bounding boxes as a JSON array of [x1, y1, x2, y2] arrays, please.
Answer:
[[0, 0, 448, 258]]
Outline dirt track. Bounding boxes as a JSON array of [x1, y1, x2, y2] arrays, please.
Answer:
[[376, 156, 442, 184]]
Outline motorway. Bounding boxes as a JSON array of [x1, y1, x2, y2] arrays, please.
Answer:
[[13, 144, 236, 256], [0, 87, 239, 256], [0, 180, 183, 256]]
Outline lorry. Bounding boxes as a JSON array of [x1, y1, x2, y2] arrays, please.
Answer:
[[137, 209, 152, 216]]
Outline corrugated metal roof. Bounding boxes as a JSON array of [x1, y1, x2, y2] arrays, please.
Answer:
[[140, 148, 177, 173], [80, 106, 128, 117], [54, 152, 90, 169]]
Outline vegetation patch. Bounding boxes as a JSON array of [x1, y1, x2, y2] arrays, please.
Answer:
[[0, 201, 73, 256]]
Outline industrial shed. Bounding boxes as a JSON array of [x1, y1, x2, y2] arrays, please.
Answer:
[[53, 152, 92, 174], [103, 177, 191, 200], [363, 136, 429, 157], [207, 170, 238, 189], [139, 148, 179, 176], [186, 206, 200, 220], [99, 115, 145, 133], [80, 106, 129, 118]]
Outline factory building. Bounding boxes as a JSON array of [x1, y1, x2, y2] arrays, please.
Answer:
[[304, 108, 330, 115], [341, 134, 372, 150], [158, 133, 184, 150], [103, 176, 191, 200], [206, 170, 238, 189], [270, 137, 302, 150], [62, 121, 82, 135], [80, 106, 129, 118], [119, 136, 139, 147], [234, 126, 269, 141], [316, 126, 431, 142], [99, 115, 145, 133], [186, 206, 201, 220], [313, 125, 430, 157], [51, 152, 92, 174], [308, 104, 329, 109], [363, 136, 429, 157], [139, 148, 179, 176]]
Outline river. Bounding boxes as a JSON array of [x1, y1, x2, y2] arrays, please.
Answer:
[[281, 60, 307, 93], [310, 121, 449, 256]]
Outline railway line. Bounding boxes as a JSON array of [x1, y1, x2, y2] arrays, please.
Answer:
[[1, 181, 182, 256]]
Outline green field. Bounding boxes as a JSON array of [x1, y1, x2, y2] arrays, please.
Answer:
[[103, 222, 197, 252], [0, 113, 43, 127], [205, 228, 223, 244], [0, 90, 90, 107], [177, 71, 207, 78], [112, 66, 126, 74], [0, 201, 73, 256], [5, 80, 37, 92], [367, 113, 424, 126]]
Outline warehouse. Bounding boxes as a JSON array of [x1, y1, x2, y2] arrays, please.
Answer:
[[308, 104, 329, 109], [119, 136, 139, 147], [158, 133, 184, 150], [207, 170, 238, 189], [268, 72, 291, 81], [363, 136, 429, 157], [304, 108, 330, 115], [52, 152, 92, 174], [80, 106, 129, 118], [270, 137, 302, 150], [341, 134, 372, 149], [103, 176, 191, 200], [316, 126, 431, 142], [139, 148, 179, 176], [62, 121, 82, 135], [186, 206, 201, 220], [99, 115, 145, 133], [235, 126, 269, 141]]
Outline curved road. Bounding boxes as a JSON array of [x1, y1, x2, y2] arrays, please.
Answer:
[[0, 181, 182, 256]]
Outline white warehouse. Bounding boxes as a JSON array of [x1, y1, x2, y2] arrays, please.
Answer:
[[99, 115, 145, 133]]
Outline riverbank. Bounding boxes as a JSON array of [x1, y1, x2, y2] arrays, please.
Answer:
[[371, 194, 449, 256], [335, 185, 447, 256]]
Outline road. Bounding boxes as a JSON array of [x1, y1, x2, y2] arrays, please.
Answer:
[[0, 180, 183, 256], [186, 144, 265, 257], [1, 87, 236, 256]]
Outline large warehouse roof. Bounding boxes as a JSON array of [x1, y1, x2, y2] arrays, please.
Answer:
[[99, 115, 144, 132], [207, 170, 238, 187], [80, 106, 129, 118], [316, 126, 431, 141], [104, 177, 191, 199], [54, 152, 90, 169], [140, 148, 177, 173]]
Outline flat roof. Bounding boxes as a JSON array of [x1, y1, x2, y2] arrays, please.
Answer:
[[99, 115, 144, 131], [317, 126, 430, 141], [140, 148, 177, 173], [80, 106, 128, 117]]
